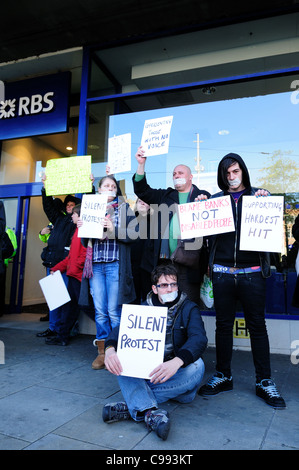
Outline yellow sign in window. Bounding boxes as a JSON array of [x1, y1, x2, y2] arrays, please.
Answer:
[[233, 319, 250, 338]]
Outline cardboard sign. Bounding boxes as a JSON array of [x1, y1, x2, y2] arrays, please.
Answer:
[[141, 116, 173, 156], [45, 155, 92, 196], [178, 195, 235, 239], [117, 304, 167, 379], [108, 133, 131, 174], [78, 194, 108, 239], [39, 270, 70, 311], [240, 195, 284, 252]]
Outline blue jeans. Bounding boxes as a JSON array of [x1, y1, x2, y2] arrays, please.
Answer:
[[47, 268, 68, 332], [117, 358, 205, 421], [212, 271, 270, 381], [89, 261, 121, 340]]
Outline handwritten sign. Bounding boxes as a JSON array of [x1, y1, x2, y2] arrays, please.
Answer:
[[45, 155, 92, 196], [39, 270, 70, 311], [240, 195, 284, 252], [108, 133, 131, 174], [78, 194, 108, 239], [141, 116, 173, 156], [117, 304, 167, 379], [178, 195, 235, 239]]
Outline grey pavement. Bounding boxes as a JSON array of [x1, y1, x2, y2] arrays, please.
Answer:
[[0, 313, 298, 452]]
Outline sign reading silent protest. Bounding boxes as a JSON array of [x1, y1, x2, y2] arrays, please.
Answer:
[[117, 304, 167, 379], [45, 155, 92, 196], [141, 116, 173, 157], [178, 195, 235, 239], [240, 195, 284, 252], [78, 194, 108, 239]]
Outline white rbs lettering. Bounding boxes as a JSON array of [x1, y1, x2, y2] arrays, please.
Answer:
[[18, 92, 54, 116], [43, 92, 54, 112]]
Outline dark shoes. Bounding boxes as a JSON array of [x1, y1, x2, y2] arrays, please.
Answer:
[[144, 409, 171, 441], [40, 314, 49, 322], [102, 402, 131, 423], [198, 372, 286, 409], [256, 379, 286, 409], [45, 336, 68, 346], [36, 328, 57, 338], [103, 402, 171, 440], [198, 372, 233, 396]]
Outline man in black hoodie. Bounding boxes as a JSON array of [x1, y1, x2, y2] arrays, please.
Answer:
[[198, 153, 286, 409]]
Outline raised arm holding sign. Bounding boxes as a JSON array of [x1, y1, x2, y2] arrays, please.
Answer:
[[133, 146, 211, 305]]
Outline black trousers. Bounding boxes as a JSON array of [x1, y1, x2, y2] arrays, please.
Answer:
[[212, 271, 271, 382], [56, 276, 81, 342]]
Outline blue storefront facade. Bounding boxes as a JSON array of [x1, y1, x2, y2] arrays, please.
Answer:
[[0, 12, 298, 353]]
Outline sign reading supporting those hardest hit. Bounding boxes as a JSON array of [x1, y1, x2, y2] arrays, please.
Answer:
[[240, 195, 284, 253], [140, 116, 173, 157], [117, 304, 167, 379], [78, 194, 108, 239], [178, 195, 235, 239], [45, 155, 92, 196], [108, 133, 131, 174]]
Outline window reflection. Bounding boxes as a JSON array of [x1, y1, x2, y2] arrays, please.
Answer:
[[87, 78, 299, 315]]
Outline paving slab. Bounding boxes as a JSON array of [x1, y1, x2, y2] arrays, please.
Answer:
[[0, 315, 298, 451]]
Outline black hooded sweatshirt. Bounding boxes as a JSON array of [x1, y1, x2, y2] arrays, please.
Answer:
[[208, 153, 271, 278]]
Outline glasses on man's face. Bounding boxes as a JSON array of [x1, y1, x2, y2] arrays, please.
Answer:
[[156, 282, 178, 289]]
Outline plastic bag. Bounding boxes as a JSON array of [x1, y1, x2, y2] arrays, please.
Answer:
[[200, 274, 214, 308]]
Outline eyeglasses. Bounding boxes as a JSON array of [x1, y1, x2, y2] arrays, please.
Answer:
[[156, 282, 178, 289]]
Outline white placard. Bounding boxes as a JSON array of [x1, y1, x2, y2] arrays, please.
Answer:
[[117, 304, 167, 379], [78, 194, 108, 239], [240, 195, 284, 252], [39, 270, 70, 311], [178, 195, 235, 239], [140, 116, 173, 156], [108, 133, 131, 174]]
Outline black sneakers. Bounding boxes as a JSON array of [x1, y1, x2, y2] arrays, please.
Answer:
[[256, 379, 286, 409], [45, 336, 68, 346], [102, 403, 171, 440], [102, 402, 131, 423], [198, 373, 286, 409], [198, 372, 233, 396], [145, 409, 171, 441], [36, 328, 57, 338]]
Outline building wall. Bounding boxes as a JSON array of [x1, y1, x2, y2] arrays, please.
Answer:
[[1, 137, 63, 306]]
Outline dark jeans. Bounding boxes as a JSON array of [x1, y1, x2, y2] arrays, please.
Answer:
[[212, 271, 271, 381], [174, 263, 201, 306], [56, 276, 81, 342]]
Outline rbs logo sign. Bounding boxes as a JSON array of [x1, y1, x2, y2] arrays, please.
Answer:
[[0, 72, 70, 140], [0, 93, 54, 119]]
